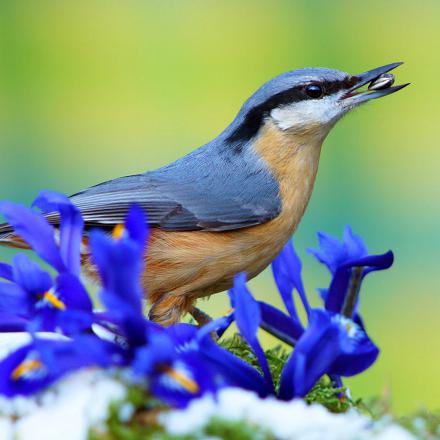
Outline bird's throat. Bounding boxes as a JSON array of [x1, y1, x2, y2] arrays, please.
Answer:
[[253, 121, 323, 239], [254, 121, 323, 202]]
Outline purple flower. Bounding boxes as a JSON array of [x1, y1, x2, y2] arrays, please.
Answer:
[[89, 204, 150, 348], [308, 226, 368, 274], [132, 330, 217, 408], [0, 192, 93, 334], [0, 191, 84, 276], [228, 273, 274, 394], [0, 189, 395, 407], [196, 316, 270, 397], [265, 227, 392, 398], [272, 239, 310, 318], [0, 335, 122, 397], [131, 315, 272, 407], [308, 226, 394, 315], [278, 309, 378, 398], [0, 197, 151, 398], [258, 301, 303, 347]]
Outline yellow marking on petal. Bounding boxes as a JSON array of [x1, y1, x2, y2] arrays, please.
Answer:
[[43, 291, 66, 311], [112, 224, 125, 240], [11, 359, 43, 381], [223, 308, 234, 316], [165, 368, 199, 394]]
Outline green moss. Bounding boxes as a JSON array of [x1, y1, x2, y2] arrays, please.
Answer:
[[221, 334, 359, 413], [89, 385, 169, 440], [304, 377, 363, 413], [220, 334, 290, 390], [204, 417, 275, 440]]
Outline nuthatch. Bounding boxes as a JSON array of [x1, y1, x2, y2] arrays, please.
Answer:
[[0, 63, 408, 326]]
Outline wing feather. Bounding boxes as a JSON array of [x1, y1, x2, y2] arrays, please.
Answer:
[[0, 157, 282, 236], [68, 171, 281, 232]]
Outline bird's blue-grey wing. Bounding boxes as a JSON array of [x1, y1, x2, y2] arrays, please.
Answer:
[[68, 144, 281, 232], [0, 144, 281, 236], [68, 165, 281, 232]]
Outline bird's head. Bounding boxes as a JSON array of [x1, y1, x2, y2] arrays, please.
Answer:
[[225, 62, 408, 145]]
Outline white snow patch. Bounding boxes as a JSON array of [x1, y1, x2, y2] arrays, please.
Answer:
[[0, 370, 126, 440], [0, 333, 32, 360], [161, 388, 416, 440], [0, 333, 127, 440]]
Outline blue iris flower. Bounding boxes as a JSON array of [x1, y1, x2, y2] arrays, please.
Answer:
[[0, 192, 93, 334], [258, 228, 393, 399], [0, 335, 124, 397], [0, 191, 84, 276], [85, 205, 270, 405], [89, 204, 151, 349], [308, 225, 394, 316], [278, 308, 380, 399], [86, 205, 221, 407], [0, 194, 246, 405], [0, 189, 395, 407], [228, 273, 275, 394], [272, 239, 310, 319], [1, 255, 93, 335], [132, 314, 272, 407], [132, 329, 218, 408], [0, 194, 160, 399]]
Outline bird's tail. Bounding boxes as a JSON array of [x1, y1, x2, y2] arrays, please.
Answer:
[[0, 222, 30, 250]]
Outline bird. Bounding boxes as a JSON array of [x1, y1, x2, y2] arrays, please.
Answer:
[[0, 63, 408, 326]]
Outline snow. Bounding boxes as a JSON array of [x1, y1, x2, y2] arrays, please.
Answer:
[[0, 369, 126, 440], [0, 334, 126, 440], [0, 333, 417, 440], [161, 388, 416, 440]]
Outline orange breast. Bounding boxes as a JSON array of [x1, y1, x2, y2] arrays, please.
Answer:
[[144, 122, 324, 304]]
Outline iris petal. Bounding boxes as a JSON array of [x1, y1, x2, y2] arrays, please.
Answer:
[[124, 204, 149, 247], [279, 310, 341, 398], [197, 331, 269, 397], [56, 273, 92, 312], [0, 201, 65, 272], [308, 226, 368, 274], [0, 263, 13, 282], [0, 282, 29, 316], [259, 301, 303, 346], [89, 206, 148, 347], [0, 314, 28, 332], [0, 336, 120, 397], [229, 273, 274, 392], [279, 309, 379, 398], [33, 191, 84, 276], [325, 251, 394, 314], [12, 254, 52, 296], [272, 240, 310, 317]]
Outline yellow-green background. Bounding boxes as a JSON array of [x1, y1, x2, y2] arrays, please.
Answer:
[[0, 1, 438, 413]]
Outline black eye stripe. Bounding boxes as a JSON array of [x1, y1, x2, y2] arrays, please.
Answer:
[[226, 87, 305, 143], [226, 76, 358, 144]]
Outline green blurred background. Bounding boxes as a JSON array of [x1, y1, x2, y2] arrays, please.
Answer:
[[0, 0, 438, 413]]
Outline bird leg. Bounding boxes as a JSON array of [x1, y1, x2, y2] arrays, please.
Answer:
[[148, 292, 194, 326], [189, 306, 213, 327]]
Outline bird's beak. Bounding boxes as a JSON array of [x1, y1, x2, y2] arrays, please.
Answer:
[[341, 62, 409, 105]]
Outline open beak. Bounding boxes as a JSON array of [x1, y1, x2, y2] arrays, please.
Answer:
[[341, 62, 409, 105]]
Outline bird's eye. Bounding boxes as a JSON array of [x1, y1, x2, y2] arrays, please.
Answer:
[[305, 84, 323, 99]]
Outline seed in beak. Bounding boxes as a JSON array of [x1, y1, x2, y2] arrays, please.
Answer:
[[368, 73, 395, 91]]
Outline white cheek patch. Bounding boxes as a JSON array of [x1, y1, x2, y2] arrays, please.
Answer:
[[270, 94, 346, 131]]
